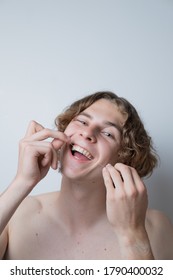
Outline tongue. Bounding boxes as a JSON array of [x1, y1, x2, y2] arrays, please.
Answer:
[[73, 151, 89, 161]]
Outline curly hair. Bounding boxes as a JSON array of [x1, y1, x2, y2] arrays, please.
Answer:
[[55, 91, 158, 178]]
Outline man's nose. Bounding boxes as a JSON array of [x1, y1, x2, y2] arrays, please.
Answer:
[[79, 127, 97, 143]]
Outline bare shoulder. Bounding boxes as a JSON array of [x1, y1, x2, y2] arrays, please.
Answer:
[[147, 209, 173, 226], [146, 209, 173, 259], [5, 192, 60, 259], [9, 191, 59, 223]]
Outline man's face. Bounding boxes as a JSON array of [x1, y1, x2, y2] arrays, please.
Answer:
[[59, 99, 127, 181]]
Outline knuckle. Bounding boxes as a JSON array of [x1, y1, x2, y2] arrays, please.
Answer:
[[118, 192, 126, 200], [19, 138, 27, 147], [24, 143, 33, 152], [42, 128, 50, 138], [106, 189, 115, 200], [56, 131, 66, 140], [140, 185, 147, 196], [137, 180, 146, 192], [130, 189, 138, 199], [30, 120, 36, 125], [19, 142, 33, 156], [29, 120, 37, 128]]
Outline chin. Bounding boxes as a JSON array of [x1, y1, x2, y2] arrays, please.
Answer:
[[62, 166, 102, 183]]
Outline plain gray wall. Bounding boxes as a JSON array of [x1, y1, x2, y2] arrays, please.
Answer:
[[0, 0, 173, 222]]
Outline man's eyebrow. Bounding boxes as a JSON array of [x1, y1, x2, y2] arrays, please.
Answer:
[[79, 112, 92, 119], [104, 121, 122, 133], [79, 112, 122, 133]]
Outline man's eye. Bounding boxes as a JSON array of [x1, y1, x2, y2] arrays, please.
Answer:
[[103, 132, 113, 138], [77, 119, 86, 125]]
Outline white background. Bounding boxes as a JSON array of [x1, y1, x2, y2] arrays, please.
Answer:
[[0, 0, 173, 222]]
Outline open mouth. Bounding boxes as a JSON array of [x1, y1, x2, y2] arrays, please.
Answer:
[[70, 144, 93, 160]]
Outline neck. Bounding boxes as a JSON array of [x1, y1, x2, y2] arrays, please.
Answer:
[[57, 176, 106, 233]]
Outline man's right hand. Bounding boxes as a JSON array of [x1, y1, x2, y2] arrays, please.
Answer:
[[15, 120, 69, 192]]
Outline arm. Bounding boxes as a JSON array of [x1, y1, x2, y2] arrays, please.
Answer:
[[102, 163, 154, 259], [0, 120, 69, 258]]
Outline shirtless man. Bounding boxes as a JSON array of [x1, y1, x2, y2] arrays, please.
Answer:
[[0, 91, 173, 260]]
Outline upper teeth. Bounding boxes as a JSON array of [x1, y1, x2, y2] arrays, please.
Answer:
[[71, 144, 93, 160]]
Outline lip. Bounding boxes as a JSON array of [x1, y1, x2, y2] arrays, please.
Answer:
[[69, 143, 94, 161]]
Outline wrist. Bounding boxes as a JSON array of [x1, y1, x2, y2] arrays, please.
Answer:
[[15, 172, 38, 188], [11, 176, 35, 198], [115, 227, 154, 259]]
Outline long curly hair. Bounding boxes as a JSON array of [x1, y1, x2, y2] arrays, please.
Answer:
[[55, 91, 158, 178]]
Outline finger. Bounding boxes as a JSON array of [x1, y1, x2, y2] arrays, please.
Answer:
[[105, 164, 124, 189], [129, 167, 148, 209], [24, 141, 58, 170], [114, 163, 137, 194], [51, 137, 69, 150], [130, 167, 147, 193], [37, 141, 58, 170], [114, 163, 134, 183], [102, 167, 115, 198], [25, 120, 44, 137], [102, 164, 125, 200], [26, 128, 69, 144], [41, 150, 57, 170]]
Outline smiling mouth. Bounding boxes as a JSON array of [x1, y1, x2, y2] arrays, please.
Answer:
[[70, 144, 93, 160]]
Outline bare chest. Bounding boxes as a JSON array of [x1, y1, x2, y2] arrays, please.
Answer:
[[6, 218, 120, 260]]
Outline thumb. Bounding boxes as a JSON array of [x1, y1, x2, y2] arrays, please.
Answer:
[[51, 139, 65, 150]]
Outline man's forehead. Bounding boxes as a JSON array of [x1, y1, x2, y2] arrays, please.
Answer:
[[81, 99, 127, 126]]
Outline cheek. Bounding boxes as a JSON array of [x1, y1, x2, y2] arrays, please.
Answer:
[[64, 124, 75, 136], [101, 145, 120, 165]]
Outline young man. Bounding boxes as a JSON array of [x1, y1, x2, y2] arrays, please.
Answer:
[[0, 91, 173, 259]]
